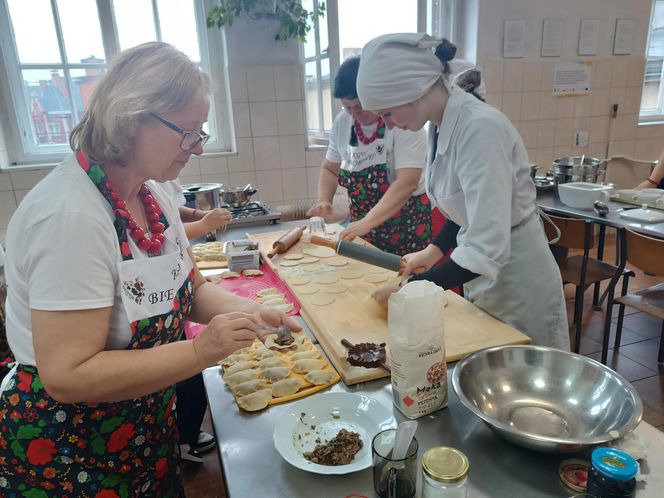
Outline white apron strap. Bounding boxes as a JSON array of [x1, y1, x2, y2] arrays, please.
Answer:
[[537, 206, 561, 245], [0, 361, 19, 397]]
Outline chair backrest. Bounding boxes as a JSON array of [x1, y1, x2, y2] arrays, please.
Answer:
[[624, 228, 664, 276], [543, 214, 594, 250], [604, 155, 657, 189]]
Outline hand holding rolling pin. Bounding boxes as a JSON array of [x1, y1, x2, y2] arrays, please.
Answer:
[[399, 244, 443, 279]]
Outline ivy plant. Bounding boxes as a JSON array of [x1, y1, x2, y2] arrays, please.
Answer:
[[206, 0, 326, 42]]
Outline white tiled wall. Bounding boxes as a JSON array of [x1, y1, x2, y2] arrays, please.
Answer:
[[479, 56, 664, 171]]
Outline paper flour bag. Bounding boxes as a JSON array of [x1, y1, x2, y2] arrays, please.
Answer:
[[388, 280, 447, 419]]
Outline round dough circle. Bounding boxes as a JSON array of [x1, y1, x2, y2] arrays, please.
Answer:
[[303, 264, 322, 273], [283, 253, 304, 260], [303, 246, 336, 258], [311, 295, 335, 306], [366, 266, 392, 274], [324, 283, 348, 294], [279, 260, 300, 267], [296, 285, 320, 295], [299, 256, 320, 264], [326, 257, 348, 267], [340, 270, 363, 279], [314, 274, 340, 284], [365, 273, 389, 284], [288, 275, 312, 286]]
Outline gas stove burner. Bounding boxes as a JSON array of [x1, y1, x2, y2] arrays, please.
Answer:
[[223, 201, 281, 226]]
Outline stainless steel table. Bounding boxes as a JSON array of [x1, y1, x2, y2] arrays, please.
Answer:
[[202, 219, 664, 498]]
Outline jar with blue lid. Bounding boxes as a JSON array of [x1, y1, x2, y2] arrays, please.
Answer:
[[586, 447, 637, 498]]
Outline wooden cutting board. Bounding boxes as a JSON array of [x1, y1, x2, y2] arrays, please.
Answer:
[[247, 226, 531, 385]]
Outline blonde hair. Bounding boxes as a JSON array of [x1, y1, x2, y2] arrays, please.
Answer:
[[69, 41, 210, 165]]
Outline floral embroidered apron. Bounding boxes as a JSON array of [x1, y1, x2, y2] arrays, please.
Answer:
[[0, 153, 195, 497], [338, 122, 432, 256]]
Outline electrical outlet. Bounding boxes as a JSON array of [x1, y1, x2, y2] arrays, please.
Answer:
[[575, 131, 589, 147]]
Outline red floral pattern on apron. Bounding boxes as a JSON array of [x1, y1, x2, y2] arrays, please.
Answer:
[[338, 123, 433, 256], [0, 155, 194, 497]]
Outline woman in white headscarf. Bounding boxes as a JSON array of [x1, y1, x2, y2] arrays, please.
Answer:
[[359, 33, 569, 350]]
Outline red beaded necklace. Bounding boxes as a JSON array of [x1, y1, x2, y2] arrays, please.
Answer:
[[354, 117, 384, 145], [108, 182, 166, 255]]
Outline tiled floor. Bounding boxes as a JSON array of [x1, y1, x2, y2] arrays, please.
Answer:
[[182, 234, 664, 497]]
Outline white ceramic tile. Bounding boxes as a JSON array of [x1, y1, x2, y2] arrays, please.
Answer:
[[276, 101, 305, 135], [502, 60, 523, 92], [622, 89, 643, 115], [574, 95, 592, 118], [480, 60, 503, 93], [178, 173, 203, 186], [538, 93, 556, 120], [246, 66, 276, 102], [628, 57, 646, 88], [256, 169, 285, 202], [610, 58, 630, 88], [0, 149, 9, 170], [612, 140, 636, 157], [591, 88, 611, 116], [556, 97, 575, 119], [199, 155, 229, 176], [307, 166, 321, 198], [620, 114, 638, 141], [518, 120, 538, 148], [181, 156, 201, 176], [13, 189, 30, 205], [536, 148, 554, 169], [537, 120, 556, 148], [484, 93, 502, 109], [274, 65, 303, 101], [201, 172, 230, 186], [249, 101, 278, 137], [609, 87, 626, 112], [9, 170, 46, 190], [589, 116, 610, 143], [0, 172, 12, 191], [539, 61, 555, 91], [278, 135, 306, 168], [554, 118, 573, 147], [228, 171, 257, 189], [306, 148, 326, 167], [587, 142, 606, 159], [522, 61, 542, 92], [282, 167, 308, 201], [232, 102, 252, 138], [228, 66, 248, 103], [0, 190, 17, 228], [635, 139, 651, 158], [520, 92, 540, 121], [253, 136, 281, 170], [593, 58, 613, 89], [228, 137, 255, 173], [501, 92, 522, 121]]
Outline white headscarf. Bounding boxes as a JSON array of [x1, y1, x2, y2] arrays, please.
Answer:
[[357, 33, 444, 111]]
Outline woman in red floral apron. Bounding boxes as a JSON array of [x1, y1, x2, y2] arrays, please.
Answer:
[[308, 56, 433, 256], [0, 42, 298, 497]]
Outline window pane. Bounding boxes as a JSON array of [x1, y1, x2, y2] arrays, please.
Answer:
[[305, 61, 321, 132], [648, 0, 664, 57], [157, 0, 200, 62], [302, 0, 316, 58], [57, 0, 105, 63], [321, 58, 332, 131], [114, 0, 156, 49], [22, 69, 72, 145], [8, 0, 61, 63], [70, 67, 105, 121], [318, 1, 328, 55], [337, 0, 418, 60]]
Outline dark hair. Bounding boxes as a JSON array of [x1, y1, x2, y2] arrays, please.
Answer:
[[455, 68, 485, 102], [333, 56, 361, 99], [434, 39, 457, 75]]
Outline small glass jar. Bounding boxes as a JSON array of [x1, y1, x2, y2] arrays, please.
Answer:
[[585, 447, 637, 498], [421, 447, 469, 498]]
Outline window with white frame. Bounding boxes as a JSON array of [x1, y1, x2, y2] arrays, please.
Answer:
[[302, 0, 440, 145], [0, 0, 232, 165], [641, 0, 664, 122]]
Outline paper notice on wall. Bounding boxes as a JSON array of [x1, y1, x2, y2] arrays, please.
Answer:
[[552, 61, 592, 96]]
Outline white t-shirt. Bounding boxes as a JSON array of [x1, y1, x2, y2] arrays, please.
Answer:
[[160, 179, 187, 207], [427, 86, 536, 280], [5, 154, 189, 365], [326, 111, 428, 195]]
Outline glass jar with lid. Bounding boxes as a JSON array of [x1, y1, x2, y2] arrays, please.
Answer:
[[422, 447, 469, 498], [586, 447, 637, 498]]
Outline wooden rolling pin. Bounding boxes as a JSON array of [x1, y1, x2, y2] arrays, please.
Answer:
[[267, 226, 305, 258]]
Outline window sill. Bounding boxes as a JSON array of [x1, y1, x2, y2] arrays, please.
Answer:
[[638, 117, 664, 126]]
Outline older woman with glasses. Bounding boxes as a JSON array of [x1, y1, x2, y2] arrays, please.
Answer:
[[0, 42, 299, 496]]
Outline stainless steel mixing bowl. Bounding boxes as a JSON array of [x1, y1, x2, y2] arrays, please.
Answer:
[[452, 345, 643, 453]]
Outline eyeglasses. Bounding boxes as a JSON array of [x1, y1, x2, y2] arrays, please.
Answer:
[[150, 113, 210, 151]]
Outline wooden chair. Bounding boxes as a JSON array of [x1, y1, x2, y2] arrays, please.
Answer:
[[544, 214, 631, 358], [612, 228, 664, 363], [604, 155, 657, 189]]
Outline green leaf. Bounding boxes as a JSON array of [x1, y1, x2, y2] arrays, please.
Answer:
[[100, 416, 123, 434], [11, 439, 26, 461], [119, 481, 130, 498], [31, 375, 44, 392], [22, 489, 50, 498], [16, 425, 42, 439], [91, 435, 107, 456], [88, 164, 105, 183], [137, 318, 150, 330], [102, 474, 124, 487]]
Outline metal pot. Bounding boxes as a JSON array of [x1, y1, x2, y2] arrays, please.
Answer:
[[220, 184, 258, 208], [553, 156, 606, 185], [530, 164, 539, 180], [182, 182, 222, 211]]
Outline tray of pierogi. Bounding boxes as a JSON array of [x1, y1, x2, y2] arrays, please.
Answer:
[[190, 240, 227, 269], [220, 331, 340, 412]]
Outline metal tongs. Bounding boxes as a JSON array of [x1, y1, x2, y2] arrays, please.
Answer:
[[256, 323, 295, 346]]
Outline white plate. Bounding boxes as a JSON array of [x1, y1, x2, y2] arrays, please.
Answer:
[[273, 392, 397, 475], [619, 208, 664, 223]]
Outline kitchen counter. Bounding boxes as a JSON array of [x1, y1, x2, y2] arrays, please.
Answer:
[[203, 219, 664, 497]]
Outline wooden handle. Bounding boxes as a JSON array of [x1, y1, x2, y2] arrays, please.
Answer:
[[309, 235, 338, 250], [267, 226, 305, 258]]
